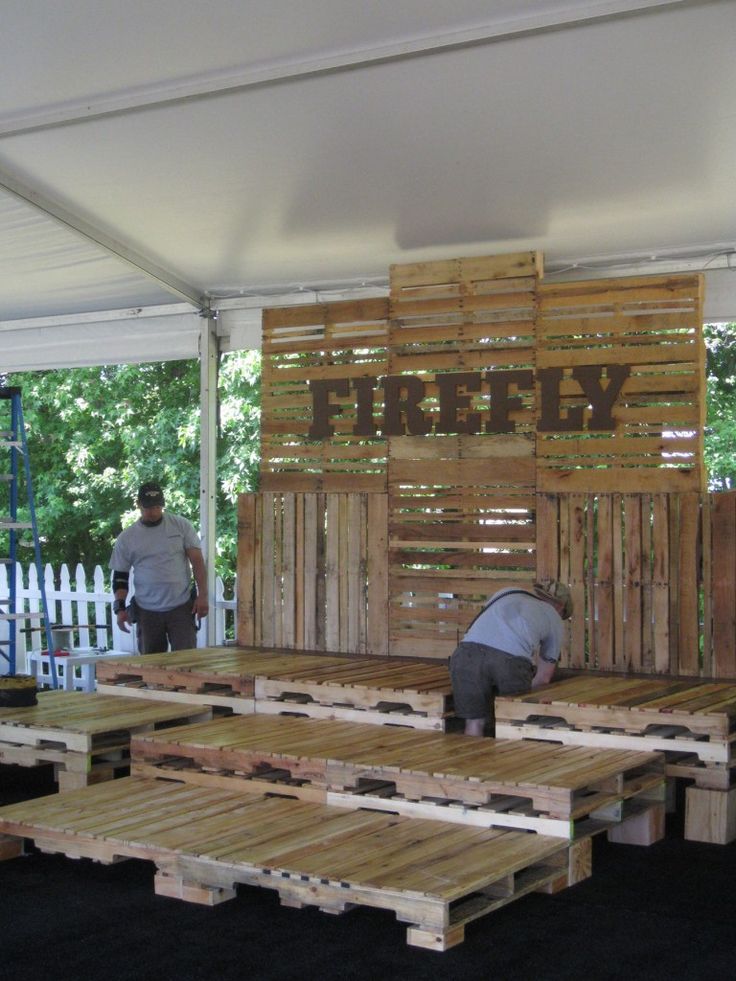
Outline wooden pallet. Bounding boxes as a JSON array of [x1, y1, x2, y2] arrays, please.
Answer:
[[494, 676, 736, 843], [96, 647, 454, 729], [0, 690, 212, 791], [130, 714, 665, 842], [253, 658, 452, 729], [95, 647, 273, 710], [0, 776, 586, 950]]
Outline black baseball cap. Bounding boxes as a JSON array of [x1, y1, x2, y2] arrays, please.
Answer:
[[137, 482, 165, 508]]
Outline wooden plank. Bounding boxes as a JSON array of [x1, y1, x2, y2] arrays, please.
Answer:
[[668, 495, 680, 675], [701, 494, 713, 677], [295, 494, 305, 649], [282, 494, 296, 649], [678, 493, 701, 676], [568, 494, 586, 671], [712, 492, 736, 678], [652, 495, 670, 674], [260, 494, 275, 647], [641, 495, 654, 673], [236, 494, 256, 646], [596, 496, 614, 671], [303, 494, 318, 650], [538, 468, 702, 494], [259, 473, 387, 493], [585, 494, 597, 671], [538, 272, 701, 306], [685, 786, 736, 845], [557, 496, 572, 668], [390, 253, 541, 293], [0, 833, 23, 860], [612, 494, 624, 671], [623, 495, 643, 673], [343, 493, 360, 652], [325, 495, 340, 653], [367, 494, 389, 656], [254, 493, 263, 644], [315, 493, 327, 651], [339, 494, 350, 652], [358, 494, 368, 654], [274, 494, 284, 649]]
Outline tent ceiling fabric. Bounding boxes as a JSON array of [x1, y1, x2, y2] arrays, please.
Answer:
[[1, 0, 735, 349], [0, 307, 201, 372], [0, 191, 176, 321]]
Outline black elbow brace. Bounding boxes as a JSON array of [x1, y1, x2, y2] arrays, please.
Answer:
[[112, 570, 130, 592]]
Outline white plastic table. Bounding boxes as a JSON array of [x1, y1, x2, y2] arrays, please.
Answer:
[[27, 649, 135, 692]]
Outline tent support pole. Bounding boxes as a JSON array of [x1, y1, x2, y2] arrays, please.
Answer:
[[199, 314, 218, 646]]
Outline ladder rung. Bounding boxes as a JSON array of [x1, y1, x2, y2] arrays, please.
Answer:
[[1, 440, 23, 448], [0, 474, 14, 481], [0, 612, 44, 621], [0, 520, 33, 529]]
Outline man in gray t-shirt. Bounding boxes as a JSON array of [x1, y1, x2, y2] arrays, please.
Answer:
[[450, 582, 573, 737], [109, 481, 208, 653]]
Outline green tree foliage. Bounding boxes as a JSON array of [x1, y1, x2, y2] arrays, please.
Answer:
[[704, 322, 736, 491], [2, 352, 260, 588]]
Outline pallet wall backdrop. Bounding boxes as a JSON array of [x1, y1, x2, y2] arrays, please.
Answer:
[[260, 299, 390, 492], [242, 251, 711, 671], [238, 489, 736, 678], [537, 274, 705, 493], [237, 492, 388, 655], [538, 491, 706, 676], [387, 255, 540, 656]]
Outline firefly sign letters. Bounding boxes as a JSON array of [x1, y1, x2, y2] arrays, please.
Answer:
[[307, 364, 631, 438]]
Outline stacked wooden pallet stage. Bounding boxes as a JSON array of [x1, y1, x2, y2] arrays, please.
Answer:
[[494, 676, 736, 844], [1, 649, 690, 952], [96, 647, 453, 730], [131, 714, 666, 841], [0, 702, 668, 950], [0, 690, 212, 792], [0, 775, 584, 951]]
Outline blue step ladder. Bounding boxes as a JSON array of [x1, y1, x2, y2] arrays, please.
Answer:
[[0, 387, 57, 687]]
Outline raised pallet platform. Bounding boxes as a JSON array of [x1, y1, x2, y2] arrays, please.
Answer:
[[96, 647, 454, 729], [0, 691, 212, 791], [0, 776, 585, 950], [494, 676, 736, 843], [130, 714, 665, 841]]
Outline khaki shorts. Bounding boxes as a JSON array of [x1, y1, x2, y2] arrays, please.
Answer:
[[449, 641, 534, 720]]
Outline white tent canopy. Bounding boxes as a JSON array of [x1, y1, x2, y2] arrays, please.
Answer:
[[2, 0, 735, 639], [0, 0, 734, 342]]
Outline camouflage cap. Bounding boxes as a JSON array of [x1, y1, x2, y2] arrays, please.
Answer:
[[533, 580, 573, 620]]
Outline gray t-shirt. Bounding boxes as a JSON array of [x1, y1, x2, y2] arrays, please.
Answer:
[[463, 588, 563, 663], [109, 512, 202, 612]]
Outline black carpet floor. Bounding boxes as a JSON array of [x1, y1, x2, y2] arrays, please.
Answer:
[[2, 764, 736, 981]]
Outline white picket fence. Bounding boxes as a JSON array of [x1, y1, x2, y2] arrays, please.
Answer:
[[0, 562, 237, 674]]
